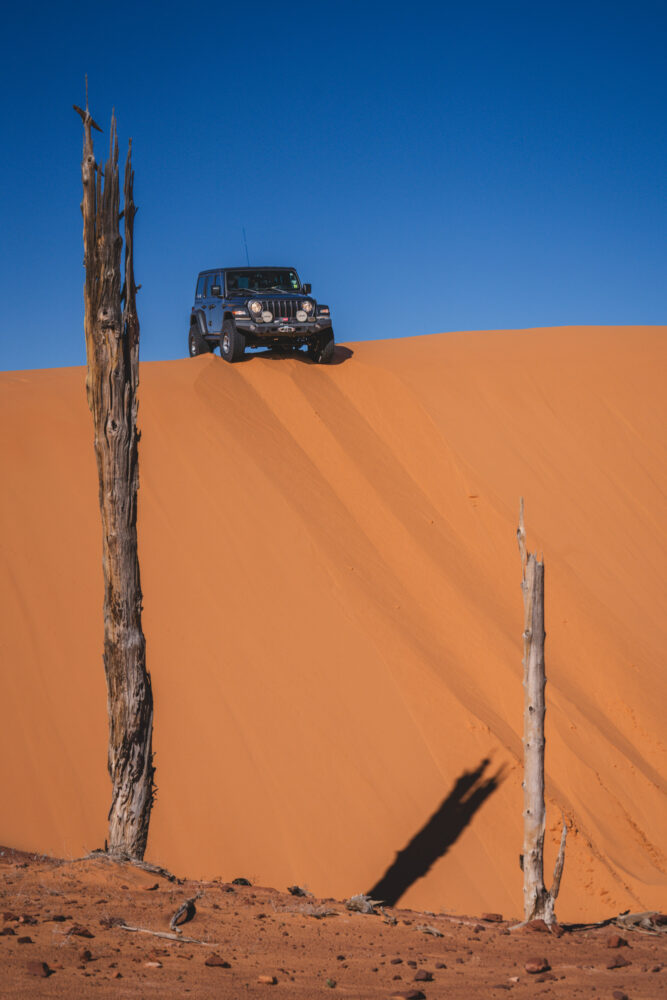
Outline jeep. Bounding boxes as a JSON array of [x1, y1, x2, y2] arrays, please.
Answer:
[[189, 266, 335, 364]]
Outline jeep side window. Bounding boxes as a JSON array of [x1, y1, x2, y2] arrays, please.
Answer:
[[196, 275, 206, 299], [211, 272, 222, 296]]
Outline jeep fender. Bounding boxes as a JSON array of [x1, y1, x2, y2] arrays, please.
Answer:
[[190, 310, 208, 336]]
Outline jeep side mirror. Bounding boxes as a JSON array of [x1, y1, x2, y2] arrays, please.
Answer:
[[211, 284, 222, 297], [302, 283, 311, 295]]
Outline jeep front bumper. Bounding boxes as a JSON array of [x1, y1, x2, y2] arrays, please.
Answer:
[[235, 318, 332, 337]]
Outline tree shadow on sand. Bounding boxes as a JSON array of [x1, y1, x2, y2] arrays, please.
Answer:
[[367, 756, 507, 907], [238, 344, 354, 365]]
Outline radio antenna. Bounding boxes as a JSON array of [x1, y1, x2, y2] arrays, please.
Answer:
[[242, 227, 250, 266]]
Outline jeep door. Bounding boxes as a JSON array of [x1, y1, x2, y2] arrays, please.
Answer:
[[204, 271, 224, 337]]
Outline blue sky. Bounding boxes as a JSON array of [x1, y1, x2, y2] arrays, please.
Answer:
[[1, 0, 665, 371]]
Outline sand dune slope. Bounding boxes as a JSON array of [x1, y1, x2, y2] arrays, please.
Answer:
[[1, 326, 665, 921]]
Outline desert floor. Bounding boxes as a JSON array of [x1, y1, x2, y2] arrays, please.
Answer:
[[1, 847, 665, 999]]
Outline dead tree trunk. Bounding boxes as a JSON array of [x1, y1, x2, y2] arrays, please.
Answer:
[[76, 92, 154, 859], [517, 499, 566, 923]]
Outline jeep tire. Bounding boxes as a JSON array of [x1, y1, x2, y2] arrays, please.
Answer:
[[308, 329, 335, 365], [189, 320, 211, 357], [221, 317, 246, 363]]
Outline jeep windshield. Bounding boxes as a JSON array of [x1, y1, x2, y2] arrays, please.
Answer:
[[225, 269, 301, 294]]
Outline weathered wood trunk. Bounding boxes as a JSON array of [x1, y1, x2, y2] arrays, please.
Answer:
[[517, 499, 566, 923], [77, 96, 154, 859]]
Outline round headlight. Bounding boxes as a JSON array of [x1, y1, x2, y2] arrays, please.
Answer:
[[249, 299, 262, 316], [261, 311, 273, 323], [296, 310, 307, 323], [301, 300, 314, 314]]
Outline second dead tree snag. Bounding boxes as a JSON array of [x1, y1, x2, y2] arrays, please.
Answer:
[[77, 91, 155, 860], [517, 498, 566, 924]]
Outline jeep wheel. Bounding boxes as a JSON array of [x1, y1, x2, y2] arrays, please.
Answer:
[[221, 318, 246, 363], [308, 330, 335, 365], [188, 322, 211, 357]]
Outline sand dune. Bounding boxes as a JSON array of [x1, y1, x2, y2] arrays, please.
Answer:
[[1, 325, 665, 921]]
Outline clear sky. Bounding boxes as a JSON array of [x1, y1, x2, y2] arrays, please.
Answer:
[[1, 0, 665, 371]]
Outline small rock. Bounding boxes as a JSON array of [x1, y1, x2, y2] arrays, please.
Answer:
[[390, 958, 403, 964], [1, 927, 15, 936], [325, 978, 337, 988], [257, 974, 277, 984], [232, 877, 252, 886], [473, 923, 485, 932], [204, 953, 231, 968], [113, 971, 122, 979], [523, 919, 549, 933], [144, 960, 162, 968], [651, 964, 663, 972], [607, 955, 631, 969], [525, 957, 550, 974], [50, 915, 68, 922], [414, 969, 433, 981], [435, 962, 447, 969], [481, 912, 503, 922], [535, 972, 557, 982], [611, 992, 629, 1000], [287, 885, 311, 897], [79, 949, 92, 963], [99, 915, 124, 929], [390, 992, 425, 1000], [407, 960, 417, 968], [17, 936, 33, 944], [336, 954, 346, 961], [150, 951, 170, 964], [549, 922, 565, 937], [3, 912, 19, 922], [26, 960, 52, 978], [650, 912, 667, 926], [18, 915, 37, 925], [143, 883, 159, 891], [455, 956, 465, 964], [508, 976, 519, 983], [607, 934, 629, 948], [67, 924, 94, 938]]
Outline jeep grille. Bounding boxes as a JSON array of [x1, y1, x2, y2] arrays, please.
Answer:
[[263, 298, 299, 320]]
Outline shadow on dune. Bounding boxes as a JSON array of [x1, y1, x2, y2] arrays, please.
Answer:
[[367, 757, 506, 907], [329, 345, 354, 365], [228, 344, 354, 365]]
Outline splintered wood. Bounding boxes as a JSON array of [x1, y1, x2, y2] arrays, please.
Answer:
[[76, 88, 154, 860]]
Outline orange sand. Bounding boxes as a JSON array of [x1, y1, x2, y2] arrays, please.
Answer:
[[1, 326, 665, 921]]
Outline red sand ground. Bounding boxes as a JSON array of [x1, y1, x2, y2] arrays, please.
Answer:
[[1, 326, 666, 931], [0, 847, 664, 999]]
